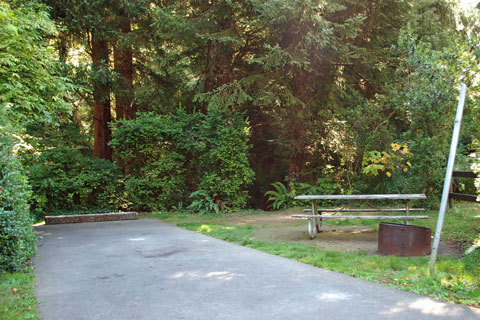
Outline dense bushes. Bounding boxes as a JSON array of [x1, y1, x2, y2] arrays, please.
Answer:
[[110, 114, 186, 211], [23, 125, 126, 219], [474, 141, 480, 201], [28, 149, 125, 218], [0, 1, 69, 271], [2, 1, 476, 222], [0, 131, 36, 272], [340, 30, 480, 205], [24, 108, 254, 215], [110, 107, 255, 212], [188, 108, 255, 210]]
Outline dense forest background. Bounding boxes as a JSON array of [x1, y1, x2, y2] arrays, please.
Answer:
[[2, 0, 480, 228]]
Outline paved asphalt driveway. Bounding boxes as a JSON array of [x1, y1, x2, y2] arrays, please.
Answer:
[[34, 219, 480, 320]]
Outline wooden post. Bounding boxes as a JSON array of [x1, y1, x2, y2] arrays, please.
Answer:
[[429, 84, 467, 274], [448, 183, 454, 209]]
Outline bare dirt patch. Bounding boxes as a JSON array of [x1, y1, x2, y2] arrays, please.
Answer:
[[226, 210, 462, 257]]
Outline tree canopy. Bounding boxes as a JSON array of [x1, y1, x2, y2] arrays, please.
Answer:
[[1, 0, 479, 219]]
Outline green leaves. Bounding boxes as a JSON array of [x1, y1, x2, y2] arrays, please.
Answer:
[[0, 2, 61, 269], [28, 145, 125, 218], [0, 2, 71, 126], [0, 130, 36, 272], [362, 144, 412, 178], [110, 107, 254, 212], [264, 182, 291, 210], [265, 177, 340, 210], [187, 190, 220, 215]]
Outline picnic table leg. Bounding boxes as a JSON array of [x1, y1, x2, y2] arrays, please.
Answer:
[[405, 200, 410, 225], [307, 200, 320, 239], [308, 218, 317, 239], [312, 199, 323, 233], [312, 200, 323, 233], [317, 217, 323, 233]]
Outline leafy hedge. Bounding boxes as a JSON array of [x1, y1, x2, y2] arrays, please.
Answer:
[[0, 131, 36, 272], [110, 107, 255, 213], [18, 123, 127, 219], [25, 107, 255, 215], [28, 145, 125, 219]]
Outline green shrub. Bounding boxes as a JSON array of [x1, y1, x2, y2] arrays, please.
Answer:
[[123, 151, 186, 211], [265, 177, 340, 210], [187, 190, 220, 215], [110, 107, 255, 212], [28, 145, 125, 218], [382, 32, 463, 203], [469, 140, 480, 255], [291, 177, 341, 197], [110, 113, 187, 211], [473, 139, 480, 202], [265, 182, 293, 210], [188, 107, 255, 210], [0, 132, 36, 272]]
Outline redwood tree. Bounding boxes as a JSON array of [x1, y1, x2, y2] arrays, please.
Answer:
[[113, 1, 134, 120], [91, 33, 113, 159]]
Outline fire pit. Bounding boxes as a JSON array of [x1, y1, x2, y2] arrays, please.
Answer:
[[378, 222, 432, 256]]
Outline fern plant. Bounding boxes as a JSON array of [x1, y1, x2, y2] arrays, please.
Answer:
[[264, 182, 295, 210], [265, 177, 340, 210], [187, 190, 220, 215]]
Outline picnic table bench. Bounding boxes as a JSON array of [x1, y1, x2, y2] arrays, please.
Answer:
[[292, 194, 427, 239]]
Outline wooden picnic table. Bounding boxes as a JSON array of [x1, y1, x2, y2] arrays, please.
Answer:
[[293, 194, 427, 239]]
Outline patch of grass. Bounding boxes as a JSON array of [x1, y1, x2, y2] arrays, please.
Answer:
[[163, 217, 480, 307], [324, 218, 382, 228], [316, 202, 480, 241], [147, 210, 266, 224], [178, 223, 255, 244], [414, 203, 480, 248], [0, 270, 39, 319]]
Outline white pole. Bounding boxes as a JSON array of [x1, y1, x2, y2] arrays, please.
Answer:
[[429, 83, 467, 274]]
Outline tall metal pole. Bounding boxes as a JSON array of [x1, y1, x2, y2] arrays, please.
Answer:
[[429, 84, 467, 274]]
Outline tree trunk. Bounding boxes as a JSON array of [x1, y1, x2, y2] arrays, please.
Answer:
[[287, 107, 305, 182], [288, 151, 304, 181], [204, 39, 217, 94], [203, 17, 234, 95], [91, 33, 112, 160], [287, 70, 310, 181], [114, 9, 133, 120]]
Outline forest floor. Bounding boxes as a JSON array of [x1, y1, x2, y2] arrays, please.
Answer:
[[151, 208, 463, 257]]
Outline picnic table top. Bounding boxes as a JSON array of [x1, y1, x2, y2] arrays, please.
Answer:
[[294, 194, 427, 200]]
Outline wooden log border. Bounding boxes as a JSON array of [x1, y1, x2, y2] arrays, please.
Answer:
[[45, 212, 138, 225]]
